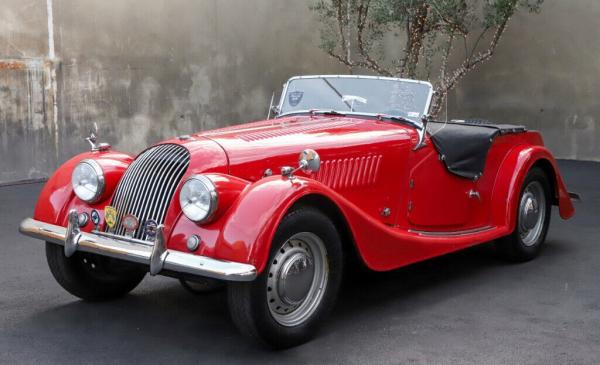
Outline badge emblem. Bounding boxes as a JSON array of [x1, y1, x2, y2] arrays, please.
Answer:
[[90, 209, 101, 229], [122, 214, 139, 235], [288, 91, 304, 107], [104, 206, 117, 229], [144, 219, 159, 240]]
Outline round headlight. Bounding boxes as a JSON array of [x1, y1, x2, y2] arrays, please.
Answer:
[[179, 175, 218, 223], [71, 159, 105, 203]]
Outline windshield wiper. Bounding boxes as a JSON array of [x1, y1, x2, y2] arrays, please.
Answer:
[[310, 109, 346, 116], [377, 114, 422, 130], [320, 78, 353, 110]]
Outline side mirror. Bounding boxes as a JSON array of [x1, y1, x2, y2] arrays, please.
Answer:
[[298, 149, 321, 174]]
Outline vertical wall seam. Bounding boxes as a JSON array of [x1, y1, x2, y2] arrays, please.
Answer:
[[46, 0, 59, 163]]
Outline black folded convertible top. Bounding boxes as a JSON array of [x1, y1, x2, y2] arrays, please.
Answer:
[[427, 120, 526, 180]]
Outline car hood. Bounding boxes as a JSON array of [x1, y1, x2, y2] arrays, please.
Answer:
[[195, 115, 416, 181]]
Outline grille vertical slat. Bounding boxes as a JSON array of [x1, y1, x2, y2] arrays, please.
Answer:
[[121, 145, 183, 236], [107, 144, 190, 240], [115, 146, 168, 236], [149, 150, 190, 224], [137, 147, 189, 236], [112, 146, 166, 235]]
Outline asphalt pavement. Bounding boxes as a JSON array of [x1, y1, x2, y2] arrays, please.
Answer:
[[1, 160, 598, 364]]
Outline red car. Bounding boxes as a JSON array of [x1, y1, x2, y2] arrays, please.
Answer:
[[20, 75, 575, 348]]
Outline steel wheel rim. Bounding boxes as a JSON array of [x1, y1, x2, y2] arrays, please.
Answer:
[[518, 180, 546, 246], [266, 232, 329, 327]]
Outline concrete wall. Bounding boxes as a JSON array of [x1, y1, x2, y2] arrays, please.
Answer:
[[448, 0, 600, 161], [0, 0, 598, 183]]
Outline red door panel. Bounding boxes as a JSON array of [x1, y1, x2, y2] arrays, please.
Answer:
[[406, 148, 475, 230]]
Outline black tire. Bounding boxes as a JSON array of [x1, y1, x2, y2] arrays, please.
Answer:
[[179, 277, 225, 294], [495, 167, 552, 262], [227, 207, 344, 349], [45, 242, 147, 301]]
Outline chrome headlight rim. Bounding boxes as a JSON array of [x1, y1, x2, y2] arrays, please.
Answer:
[[179, 174, 218, 224], [72, 159, 105, 203]]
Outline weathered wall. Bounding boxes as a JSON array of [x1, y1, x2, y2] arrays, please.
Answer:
[[0, 0, 598, 184], [447, 0, 600, 161], [0, 0, 345, 183]]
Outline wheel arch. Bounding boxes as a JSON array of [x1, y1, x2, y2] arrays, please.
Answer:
[[530, 158, 557, 205], [287, 193, 366, 269], [492, 145, 574, 231]]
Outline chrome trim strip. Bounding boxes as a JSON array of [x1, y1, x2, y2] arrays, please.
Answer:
[[93, 230, 154, 246], [19, 217, 257, 282], [409, 225, 495, 237]]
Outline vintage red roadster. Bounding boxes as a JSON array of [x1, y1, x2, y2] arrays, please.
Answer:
[[20, 75, 575, 348]]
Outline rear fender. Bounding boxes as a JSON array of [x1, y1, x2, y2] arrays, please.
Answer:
[[491, 145, 574, 232], [33, 151, 133, 225]]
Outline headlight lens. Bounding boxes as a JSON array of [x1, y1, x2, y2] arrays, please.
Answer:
[[71, 159, 105, 203], [179, 175, 218, 223]]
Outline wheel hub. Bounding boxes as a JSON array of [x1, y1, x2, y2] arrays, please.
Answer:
[[266, 232, 329, 327], [277, 252, 314, 305], [521, 193, 540, 230], [518, 181, 546, 247]]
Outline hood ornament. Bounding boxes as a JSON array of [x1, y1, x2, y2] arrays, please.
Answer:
[[86, 122, 111, 152]]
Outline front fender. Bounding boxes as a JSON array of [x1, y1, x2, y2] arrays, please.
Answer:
[[166, 175, 348, 274], [216, 176, 321, 273], [33, 150, 133, 226], [491, 144, 574, 232]]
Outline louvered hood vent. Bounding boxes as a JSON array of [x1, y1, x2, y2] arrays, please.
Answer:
[[106, 144, 190, 240]]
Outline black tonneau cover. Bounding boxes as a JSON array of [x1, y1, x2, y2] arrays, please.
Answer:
[[427, 120, 526, 180]]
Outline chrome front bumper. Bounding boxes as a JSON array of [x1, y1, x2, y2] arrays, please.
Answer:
[[19, 210, 257, 282]]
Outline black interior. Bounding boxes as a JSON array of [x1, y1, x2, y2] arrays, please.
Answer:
[[427, 120, 526, 180]]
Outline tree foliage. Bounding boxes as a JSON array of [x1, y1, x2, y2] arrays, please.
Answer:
[[311, 0, 543, 115]]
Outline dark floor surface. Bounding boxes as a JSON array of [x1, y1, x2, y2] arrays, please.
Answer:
[[1, 160, 598, 364]]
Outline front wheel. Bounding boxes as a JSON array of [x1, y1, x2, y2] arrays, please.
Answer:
[[227, 207, 344, 348], [496, 167, 552, 262], [46, 242, 147, 301]]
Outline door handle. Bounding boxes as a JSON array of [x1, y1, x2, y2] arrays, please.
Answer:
[[468, 189, 481, 200]]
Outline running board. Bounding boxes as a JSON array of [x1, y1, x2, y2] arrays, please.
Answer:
[[409, 225, 495, 237]]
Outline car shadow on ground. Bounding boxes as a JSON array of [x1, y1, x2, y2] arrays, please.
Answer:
[[18, 231, 572, 356]]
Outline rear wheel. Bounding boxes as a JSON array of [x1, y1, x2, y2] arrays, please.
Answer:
[[496, 167, 552, 262], [227, 207, 344, 348], [45, 242, 146, 301]]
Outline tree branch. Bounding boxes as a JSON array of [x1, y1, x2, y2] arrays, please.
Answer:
[[356, 0, 393, 76], [444, 13, 512, 93], [335, 0, 348, 63]]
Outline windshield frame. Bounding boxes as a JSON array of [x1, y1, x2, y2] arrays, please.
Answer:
[[276, 75, 434, 125]]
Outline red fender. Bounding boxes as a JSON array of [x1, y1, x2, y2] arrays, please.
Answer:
[[491, 145, 574, 232], [199, 144, 574, 274], [200, 175, 510, 274], [33, 150, 133, 226]]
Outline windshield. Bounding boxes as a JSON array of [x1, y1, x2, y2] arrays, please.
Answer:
[[278, 76, 432, 121]]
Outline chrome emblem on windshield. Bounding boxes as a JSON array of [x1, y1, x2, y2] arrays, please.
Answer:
[[288, 91, 303, 107]]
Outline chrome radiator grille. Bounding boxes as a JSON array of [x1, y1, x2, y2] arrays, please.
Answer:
[[107, 144, 190, 240]]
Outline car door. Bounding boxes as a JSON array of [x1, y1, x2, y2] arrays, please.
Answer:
[[405, 145, 477, 231]]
